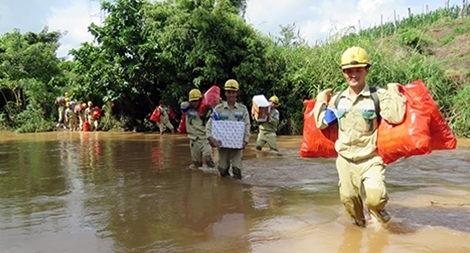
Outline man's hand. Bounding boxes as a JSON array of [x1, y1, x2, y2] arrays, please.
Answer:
[[323, 88, 333, 97], [317, 88, 334, 102], [208, 137, 218, 148], [242, 141, 248, 149], [387, 83, 401, 93]]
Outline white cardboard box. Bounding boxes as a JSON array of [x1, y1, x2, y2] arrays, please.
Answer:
[[211, 120, 245, 149], [252, 95, 271, 122]]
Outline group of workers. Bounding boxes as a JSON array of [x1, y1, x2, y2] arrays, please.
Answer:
[[58, 45, 404, 228], [177, 46, 406, 229], [177, 79, 280, 180], [55, 92, 101, 131]]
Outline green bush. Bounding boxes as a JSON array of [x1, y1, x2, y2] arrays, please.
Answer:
[[440, 35, 454, 45], [453, 26, 466, 35], [449, 85, 470, 137]]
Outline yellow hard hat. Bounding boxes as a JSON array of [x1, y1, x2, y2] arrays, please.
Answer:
[[65, 92, 69, 97], [340, 46, 370, 69], [65, 102, 70, 107], [188, 89, 203, 101], [81, 102, 87, 109], [269, 95, 279, 105], [224, 79, 239, 91], [88, 101, 93, 107]]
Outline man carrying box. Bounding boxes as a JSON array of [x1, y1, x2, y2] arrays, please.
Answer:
[[206, 79, 251, 180], [255, 95, 280, 151]]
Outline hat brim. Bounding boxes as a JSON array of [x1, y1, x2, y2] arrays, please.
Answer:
[[189, 98, 201, 102], [224, 88, 239, 91], [340, 63, 369, 69]]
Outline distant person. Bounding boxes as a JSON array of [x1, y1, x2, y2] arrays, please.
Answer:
[[85, 101, 99, 131], [55, 91, 69, 129], [312, 46, 405, 227], [157, 101, 175, 135], [206, 79, 251, 180], [66, 101, 78, 131], [77, 102, 87, 131], [183, 89, 215, 169], [255, 95, 280, 152]]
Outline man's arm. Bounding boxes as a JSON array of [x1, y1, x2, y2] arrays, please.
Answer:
[[378, 83, 406, 124]]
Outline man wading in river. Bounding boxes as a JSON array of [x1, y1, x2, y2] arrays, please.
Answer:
[[312, 46, 406, 227]]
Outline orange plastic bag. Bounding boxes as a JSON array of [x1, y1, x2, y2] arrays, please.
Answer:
[[177, 116, 187, 134], [411, 79, 457, 150], [83, 121, 90, 131], [377, 82, 432, 164], [198, 85, 221, 118], [300, 99, 338, 158], [92, 107, 101, 119], [168, 106, 176, 119], [150, 108, 161, 123], [203, 85, 221, 108]]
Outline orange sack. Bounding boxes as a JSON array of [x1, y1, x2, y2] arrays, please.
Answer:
[[299, 99, 338, 158], [150, 108, 161, 123], [377, 82, 432, 164], [411, 79, 457, 150], [177, 116, 187, 134], [202, 85, 221, 108]]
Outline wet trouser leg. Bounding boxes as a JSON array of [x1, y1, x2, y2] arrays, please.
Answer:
[[93, 119, 99, 130], [231, 149, 243, 179], [88, 117, 95, 131], [190, 138, 215, 168], [336, 155, 388, 226], [58, 106, 65, 124], [218, 148, 230, 177], [79, 115, 85, 130], [256, 131, 278, 151], [255, 132, 267, 150], [218, 148, 243, 179], [157, 121, 166, 134]]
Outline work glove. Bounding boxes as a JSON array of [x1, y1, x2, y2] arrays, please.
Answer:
[[180, 101, 190, 114]]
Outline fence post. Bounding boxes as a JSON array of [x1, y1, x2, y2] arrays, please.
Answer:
[[461, 0, 468, 18], [393, 9, 397, 33]]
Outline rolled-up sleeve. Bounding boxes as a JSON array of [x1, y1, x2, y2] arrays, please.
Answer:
[[243, 109, 251, 143], [205, 117, 213, 139], [377, 89, 406, 124], [313, 91, 337, 130]]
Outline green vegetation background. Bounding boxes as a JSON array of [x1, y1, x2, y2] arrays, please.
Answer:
[[1, 0, 469, 136]]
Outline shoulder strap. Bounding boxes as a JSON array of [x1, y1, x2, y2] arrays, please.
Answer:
[[369, 86, 381, 117], [334, 90, 344, 109]]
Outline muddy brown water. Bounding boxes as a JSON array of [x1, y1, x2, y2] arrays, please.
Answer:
[[0, 131, 469, 253]]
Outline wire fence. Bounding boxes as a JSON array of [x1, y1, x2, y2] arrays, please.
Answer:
[[355, 1, 469, 38]]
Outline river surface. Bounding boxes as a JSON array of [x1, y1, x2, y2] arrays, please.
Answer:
[[0, 131, 469, 253]]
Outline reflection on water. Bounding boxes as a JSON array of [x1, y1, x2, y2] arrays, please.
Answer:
[[0, 132, 469, 253]]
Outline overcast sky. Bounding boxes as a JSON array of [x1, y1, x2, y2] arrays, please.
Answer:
[[0, 0, 450, 58]]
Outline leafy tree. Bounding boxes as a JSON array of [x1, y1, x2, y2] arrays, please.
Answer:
[[0, 27, 65, 131], [70, 0, 276, 131]]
